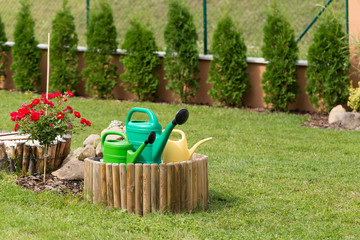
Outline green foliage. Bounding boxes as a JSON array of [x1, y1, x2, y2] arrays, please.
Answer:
[[0, 14, 9, 80], [11, 0, 41, 92], [164, 0, 199, 103], [347, 81, 360, 112], [208, 16, 249, 107], [121, 20, 161, 101], [261, 4, 299, 111], [82, 1, 118, 98], [306, 14, 350, 112], [50, 0, 79, 94]]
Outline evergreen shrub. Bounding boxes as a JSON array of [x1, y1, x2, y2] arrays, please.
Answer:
[[11, 0, 41, 91], [82, 1, 118, 98], [0, 14, 9, 81], [208, 16, 249, 107], [261, 4, 299, 111], [121, 20, 161, 101], [164, 0, 199, 103], [50, 0, 79, 93]]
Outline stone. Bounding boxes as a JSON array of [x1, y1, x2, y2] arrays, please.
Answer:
[[328, 105, 346, 124], [100, 126, 125, 141], [78, 144, 96, 161], [83, 134, 100, 147], [96, 143, 103, 158], [52, 152, 84, 180], [333, 112, 360, 129]]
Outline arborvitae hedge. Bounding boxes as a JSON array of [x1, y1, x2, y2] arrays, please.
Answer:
[[82, 1, 118, 98], [261, 5, 299, 111], [50, 0, 79, 93], [164, 0, 199, 103], [208, 16, 249, 107], [306, 14, 349, 112], [11, 0, 41, 91], [121, 20, 161, 101], [0, 14, 9, 80]]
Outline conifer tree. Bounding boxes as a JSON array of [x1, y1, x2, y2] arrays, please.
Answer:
[[0, 14, 9, 81], [50, 0, 79, 93], [11, 0, 41, 91]]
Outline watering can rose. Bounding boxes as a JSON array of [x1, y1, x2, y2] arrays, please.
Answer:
[[9, 91, 91, 146]]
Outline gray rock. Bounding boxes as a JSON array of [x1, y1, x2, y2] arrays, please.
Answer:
[[334, 112, 360, 129], [96, 143, 103, 158], [328, 105, 346, 124], [83, 134, 100, 147], [78, 144, 96, 161], [100, 126, 125, 141], [52, 152, 84, 180]]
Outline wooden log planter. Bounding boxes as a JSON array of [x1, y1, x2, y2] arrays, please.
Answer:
[[0, 135, 72, 174], [84, 153, 209, 216]]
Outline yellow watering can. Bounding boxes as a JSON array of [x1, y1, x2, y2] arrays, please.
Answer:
[[162, 129, 212, 163]]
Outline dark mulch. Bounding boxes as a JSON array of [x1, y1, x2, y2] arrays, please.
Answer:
[[16, 173, 83, 196]]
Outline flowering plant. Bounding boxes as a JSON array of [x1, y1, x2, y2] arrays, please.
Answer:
[[10, 91, 91, 146]]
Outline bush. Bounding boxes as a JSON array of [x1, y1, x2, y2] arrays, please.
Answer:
[[164, 0, 199, 103], [0, 14, 9, 81], [121, 20, 161, 101], [82, 1, 118, 98], [208, 16, 249, 107], [11, 0, 41, 91], [50, 0, 79, 93], [306, 14, 350, 112], [261, 4, 299, 111]]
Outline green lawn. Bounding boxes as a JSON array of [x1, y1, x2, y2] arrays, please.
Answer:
[[1, 90, 360, 239]]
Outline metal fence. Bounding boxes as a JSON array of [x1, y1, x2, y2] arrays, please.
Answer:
[[0, 0, 347, 59]]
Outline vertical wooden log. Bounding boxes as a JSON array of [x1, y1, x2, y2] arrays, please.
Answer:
[[22, 144, 31, 174], [9, 146, 15, 173], [200, 158, 205, 210], [186, 160, 193, 212], [120, 163, 127, 210], [100, 162, 107, 205], [112, 164, 121, 209], [62, 134, 72, 161], [89, 160, 93, 202], [197, 159, 204, 209], [180, 162, 186, 211], [54, 139, 66, 169], [84, 159, 89, 200], [126, 163, 135, 214], [159, 163, 167, 211], [143, 164, 151, 216], [106, 163, 114, 207], [167, 163, 175, 213], [93, 161, 101, 204], [174, 162, 181, 213], [151, 163, 159, 213], [35, 146, 44, 174], [0, 142, 7, 171], [28, 146, 36, 175], [135, 164, 143, 216], [192, 159, 198, 208], [48, 143, 57, 171], [15, 142, 24, 171], [205, 157, 209, 209]]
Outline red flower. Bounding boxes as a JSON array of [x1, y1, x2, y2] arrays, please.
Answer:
[[32, 99, 40, 105], [10, 111, 17, 117], [18, 108, 30, 116], [37, 110, 44, 115], [86, 120, 91, 126], [74, 111, 81, 118], [55, 92, 62, 98], [50, 124, 53, 127], [80, 118, 87, 124], [66, 91, 74, 97], [11, 116, 16, 121], [30, 112, 40, 121], [41, 94, 46, 99], [56, 112, 65, 119], [62, 106, 73, 113], [62, 97, 68, 102], [67, 123, 73, 129], [14, 123, 19, 131], [48, 93, 55, 99]]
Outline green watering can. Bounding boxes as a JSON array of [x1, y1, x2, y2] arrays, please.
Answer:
[[126, 107, 189, 164], [101, 131, 156, 164]]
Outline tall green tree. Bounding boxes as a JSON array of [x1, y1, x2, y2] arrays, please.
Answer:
[[0, 14, 9, 81], [261, 4, 299, 111], [306, 14, 349, 112], [208, 16, 249, 107], [164, 0, 199, 103], [11, 0, 41, 91], [50, 0, 79, 93], [82, 1, 118, 98], [121, 20, 161, 101]]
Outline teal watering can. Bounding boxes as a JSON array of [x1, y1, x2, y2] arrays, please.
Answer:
[[101, 131, 156, 164], [126, 107, 189, 164]]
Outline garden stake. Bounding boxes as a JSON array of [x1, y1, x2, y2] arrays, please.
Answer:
[[44, 33, 50, 183]]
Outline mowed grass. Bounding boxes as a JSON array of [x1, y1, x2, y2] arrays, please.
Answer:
[[0, 0, 346, 58], [1, 90, 360, 239]]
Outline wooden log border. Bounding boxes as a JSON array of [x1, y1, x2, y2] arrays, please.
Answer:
[[84, 153, 209, 216]]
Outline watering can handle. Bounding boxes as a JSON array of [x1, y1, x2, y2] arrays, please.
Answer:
[[126, 107, 159, 126], [171, 129, 185, 141], [101, 131, 128, 151]]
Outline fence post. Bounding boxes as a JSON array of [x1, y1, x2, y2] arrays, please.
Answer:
[[86, 0, 90, 29], [203, 0, 208, 54]]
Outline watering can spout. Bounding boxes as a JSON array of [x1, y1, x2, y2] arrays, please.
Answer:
[[152, 109, 189, 161], [127, 131, 156, 164], [188, 137, 212, 157]]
